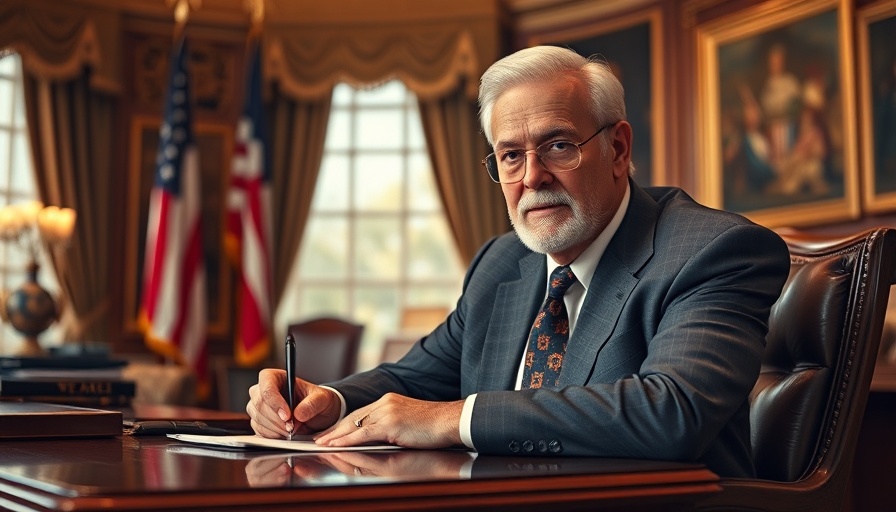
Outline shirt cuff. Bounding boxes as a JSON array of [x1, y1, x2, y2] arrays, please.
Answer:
[[319, 385, 347, 421], [459, 393, 477, 449], [458, 452, 478, 479]]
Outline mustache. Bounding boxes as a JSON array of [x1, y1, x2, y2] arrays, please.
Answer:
[[516, 189, 573, 216]]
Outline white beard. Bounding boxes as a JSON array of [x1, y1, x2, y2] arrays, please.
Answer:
[[510, 188, 597, 255]]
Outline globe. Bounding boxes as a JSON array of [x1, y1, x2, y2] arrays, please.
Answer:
[[3, 263, 58, 355]]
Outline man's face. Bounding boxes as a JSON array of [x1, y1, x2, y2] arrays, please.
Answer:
[[489, 74, 629, 264]]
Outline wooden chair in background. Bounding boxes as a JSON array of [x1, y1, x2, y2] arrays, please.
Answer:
[[286, 316, 364, 384]]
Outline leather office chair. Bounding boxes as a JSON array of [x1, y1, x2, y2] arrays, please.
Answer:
[[287, 316, 364, 384], [699, 227, 896, 511]]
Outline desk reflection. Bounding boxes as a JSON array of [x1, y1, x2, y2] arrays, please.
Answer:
[[244, 450, 475, 487], [0, 437, 720, 511]]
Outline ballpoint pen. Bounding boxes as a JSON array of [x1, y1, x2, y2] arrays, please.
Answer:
[[283, 333, 296, 441]]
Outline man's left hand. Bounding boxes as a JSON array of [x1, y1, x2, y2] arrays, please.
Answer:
[[313, 393, 464, 449]]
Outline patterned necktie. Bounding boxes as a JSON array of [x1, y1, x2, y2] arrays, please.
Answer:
[[522, 265, 577, 389]]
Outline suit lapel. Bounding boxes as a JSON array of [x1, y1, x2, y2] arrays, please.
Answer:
[[477, 251, 545, 391], [558, 183, 659, 387]]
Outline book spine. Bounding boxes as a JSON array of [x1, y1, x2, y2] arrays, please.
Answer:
[[0, 380, 135, 397], [0, 395, 133, 407]]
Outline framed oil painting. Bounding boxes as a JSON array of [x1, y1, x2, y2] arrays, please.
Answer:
[[527, 8, 665, 187], [124, 116, 233, 337], [696, 0, 859, 227], [858, 0, 896, 213]]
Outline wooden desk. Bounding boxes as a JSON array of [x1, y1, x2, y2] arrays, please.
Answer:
[[0, 436, 720, 511]]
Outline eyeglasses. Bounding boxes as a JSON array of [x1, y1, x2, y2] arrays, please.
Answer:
[[482, 122, 618, 184]]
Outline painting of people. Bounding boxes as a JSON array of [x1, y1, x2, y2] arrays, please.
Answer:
[[716, 9, 844, 214]]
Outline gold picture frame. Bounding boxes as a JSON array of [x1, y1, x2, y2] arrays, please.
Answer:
[[124, 115, 233, 337], [858, 0, 896, 213], [696, 0, 859, 227], [526, 7, 666, 187]]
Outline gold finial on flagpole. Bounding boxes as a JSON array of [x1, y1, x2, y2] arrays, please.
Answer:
[[167, 0, 202, 40], [244, 0, 265, 38]]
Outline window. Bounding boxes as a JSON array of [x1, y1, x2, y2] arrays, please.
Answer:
[[0, 51, 60, 355], [275, 81, 464, 370]]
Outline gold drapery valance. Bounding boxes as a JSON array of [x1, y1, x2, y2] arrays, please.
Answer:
[[266, 29, 480, 101], [262, 0, 500, 101], [0, 0, 120, 93]]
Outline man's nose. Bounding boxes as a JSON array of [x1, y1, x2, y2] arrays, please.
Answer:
[[522, 151, 553, 189]]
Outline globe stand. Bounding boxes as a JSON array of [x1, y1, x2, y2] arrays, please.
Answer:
[[3, 261, 58, 356], [16, 336, 44, 356]]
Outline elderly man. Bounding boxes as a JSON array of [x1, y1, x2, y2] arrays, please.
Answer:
[[247, 45, 790, 478]]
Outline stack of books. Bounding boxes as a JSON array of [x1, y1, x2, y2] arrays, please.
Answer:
[[0, 355, 136, 407]]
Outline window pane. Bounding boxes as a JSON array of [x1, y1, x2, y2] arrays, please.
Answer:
[[408, 153, 439, 211], [299, 285, 350, 318], [353, 154, 402, 212], [10, 132, 33, 194], [0, 131, 9, 188], [354, 286, 399, 369], [407, 214, 462, 279], [13, 83, 24, 126], [311, 154, 350, 212], [325, 109, 351, 151], [331, 83, 354, 106], [298, 217, 348, 279], [355, 110, 403, 150], [0, 55, 15, 76], [0, 79, 13, 126], [354, 217, 401, 279], [356, 81, 404, 105]]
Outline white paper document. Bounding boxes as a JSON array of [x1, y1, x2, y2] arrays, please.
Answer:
[[167, 433, 402, 452]]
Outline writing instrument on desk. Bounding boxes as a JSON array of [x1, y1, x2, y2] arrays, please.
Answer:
[[123, 420, 246, 436], [284, 333, 296, 441]]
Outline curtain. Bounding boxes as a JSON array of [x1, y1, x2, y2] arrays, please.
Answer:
[[23, 72, 114, 343], [262, 16, 505, 265], [0, 0, 121, 95], [267, 87, 332, 307], [418, 87, 510, 264], [1, 0, 122, 344]]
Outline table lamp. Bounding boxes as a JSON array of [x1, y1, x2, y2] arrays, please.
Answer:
[[0, 201, 76, 356]]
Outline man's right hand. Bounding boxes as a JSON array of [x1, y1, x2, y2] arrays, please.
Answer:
[[246, 368, 342, 438]]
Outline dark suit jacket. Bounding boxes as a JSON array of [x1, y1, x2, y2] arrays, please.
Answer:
[[331, 182, 791, 478]]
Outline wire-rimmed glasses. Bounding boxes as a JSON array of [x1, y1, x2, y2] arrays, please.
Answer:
[[482, 122, 617, 184]]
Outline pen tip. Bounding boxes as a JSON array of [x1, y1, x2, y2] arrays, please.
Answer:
[[287, 432, 293, 441]]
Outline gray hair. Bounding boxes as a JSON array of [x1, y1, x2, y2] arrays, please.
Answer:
[[478, 46, 634, 174]]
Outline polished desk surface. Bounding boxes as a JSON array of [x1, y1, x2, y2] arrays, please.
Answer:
[[0, 435, 720, 511]]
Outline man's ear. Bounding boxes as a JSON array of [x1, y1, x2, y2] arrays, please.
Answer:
[[611, 121, 633, 178]]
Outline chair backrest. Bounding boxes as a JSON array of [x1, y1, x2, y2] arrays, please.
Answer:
[[287, 316, 364, 384], [702, 227, 896, 511], [752, 228, 896, 481]]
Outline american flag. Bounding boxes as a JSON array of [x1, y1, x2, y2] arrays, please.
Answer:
[[226, 39, 272, 366], [140, 37, 209, 396]]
